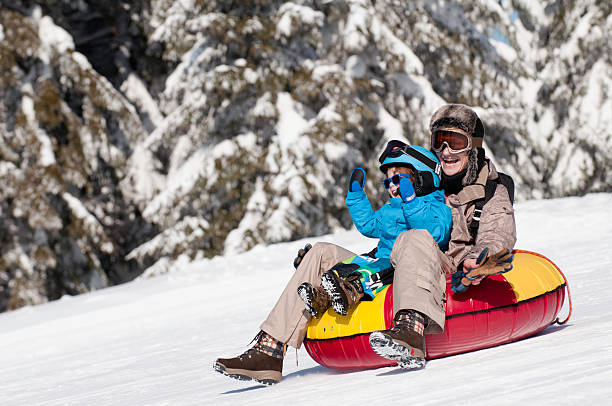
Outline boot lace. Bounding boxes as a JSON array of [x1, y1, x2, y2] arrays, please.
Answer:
[[394, 310, 427, 335], [246, 331, 286, 359]]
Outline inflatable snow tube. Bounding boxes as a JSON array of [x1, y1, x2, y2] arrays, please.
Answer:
[[303, 250, 568, 370]]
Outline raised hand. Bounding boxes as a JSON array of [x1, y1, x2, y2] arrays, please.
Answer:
[[349, 168, 366, 192]]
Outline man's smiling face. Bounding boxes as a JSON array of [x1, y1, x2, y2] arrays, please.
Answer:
[[436, 146, 469, 176]]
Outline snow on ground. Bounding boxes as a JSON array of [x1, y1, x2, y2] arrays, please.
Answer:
[[1, 193, 612, 405]]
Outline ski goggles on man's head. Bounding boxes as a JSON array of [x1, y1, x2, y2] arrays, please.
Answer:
[[382, 173, 411, 189], [431, 129, 472, 154]]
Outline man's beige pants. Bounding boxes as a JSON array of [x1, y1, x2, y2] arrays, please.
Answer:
[[260, 229, 449, 348]]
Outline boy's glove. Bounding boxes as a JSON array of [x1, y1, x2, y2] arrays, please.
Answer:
[[293, 243, 312, 269], [349, 168, 366, 192], [399, 175, 415, 203], [451, 248, 514, 293]]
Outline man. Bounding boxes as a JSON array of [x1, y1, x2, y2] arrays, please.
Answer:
[[368, 104, 516, 368], [214, 104, 516, 384]]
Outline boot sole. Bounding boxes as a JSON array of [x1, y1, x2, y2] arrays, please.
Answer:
[[297, 284, 319, 318], [321, 272, 348, 316], [214, 361, 281, 386], [369, 331, 426, 370]]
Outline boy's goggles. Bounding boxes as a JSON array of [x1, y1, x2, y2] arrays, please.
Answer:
[[382, 174, 411, 189], [378, 140, 442, 177], [378, 140, 410, 163], [431, 129, 472, 154]]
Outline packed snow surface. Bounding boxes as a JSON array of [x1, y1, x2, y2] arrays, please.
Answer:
[[1, 193, 611, 405]]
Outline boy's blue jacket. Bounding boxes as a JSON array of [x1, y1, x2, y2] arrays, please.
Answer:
[[346, 189, 452, 259]]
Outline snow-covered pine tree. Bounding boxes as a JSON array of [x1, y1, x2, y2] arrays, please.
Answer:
[[0, 0, 610, 309]]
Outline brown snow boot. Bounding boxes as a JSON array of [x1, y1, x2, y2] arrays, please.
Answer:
[[321, 271, 365, 316], [369, 310, 427, 369], [214, 331, 284, 385], [297, 282, 331, 318]]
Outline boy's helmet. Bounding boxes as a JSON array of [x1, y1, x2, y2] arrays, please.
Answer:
[[379, 141, 442, 189]]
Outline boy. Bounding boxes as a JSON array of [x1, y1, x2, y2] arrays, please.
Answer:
[[298, 143, 452, 317]]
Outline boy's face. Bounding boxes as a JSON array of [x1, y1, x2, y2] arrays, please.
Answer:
[[385, 166, 414, 199]]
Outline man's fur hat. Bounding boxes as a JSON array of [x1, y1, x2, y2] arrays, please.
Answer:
[[430, 104, 485, 185], [429, 104, 484, 148]]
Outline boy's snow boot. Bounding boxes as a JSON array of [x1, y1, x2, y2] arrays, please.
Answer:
[[297, 282, 331, 318], [321, 270, 365, 316], [369, 310, 427, 370], [214, 331, 284, 385]]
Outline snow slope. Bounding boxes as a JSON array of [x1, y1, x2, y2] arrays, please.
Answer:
[[1, 193, 611, 405]]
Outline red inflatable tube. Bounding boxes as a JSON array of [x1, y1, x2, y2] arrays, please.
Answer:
[[303, 250, 569, 370]]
